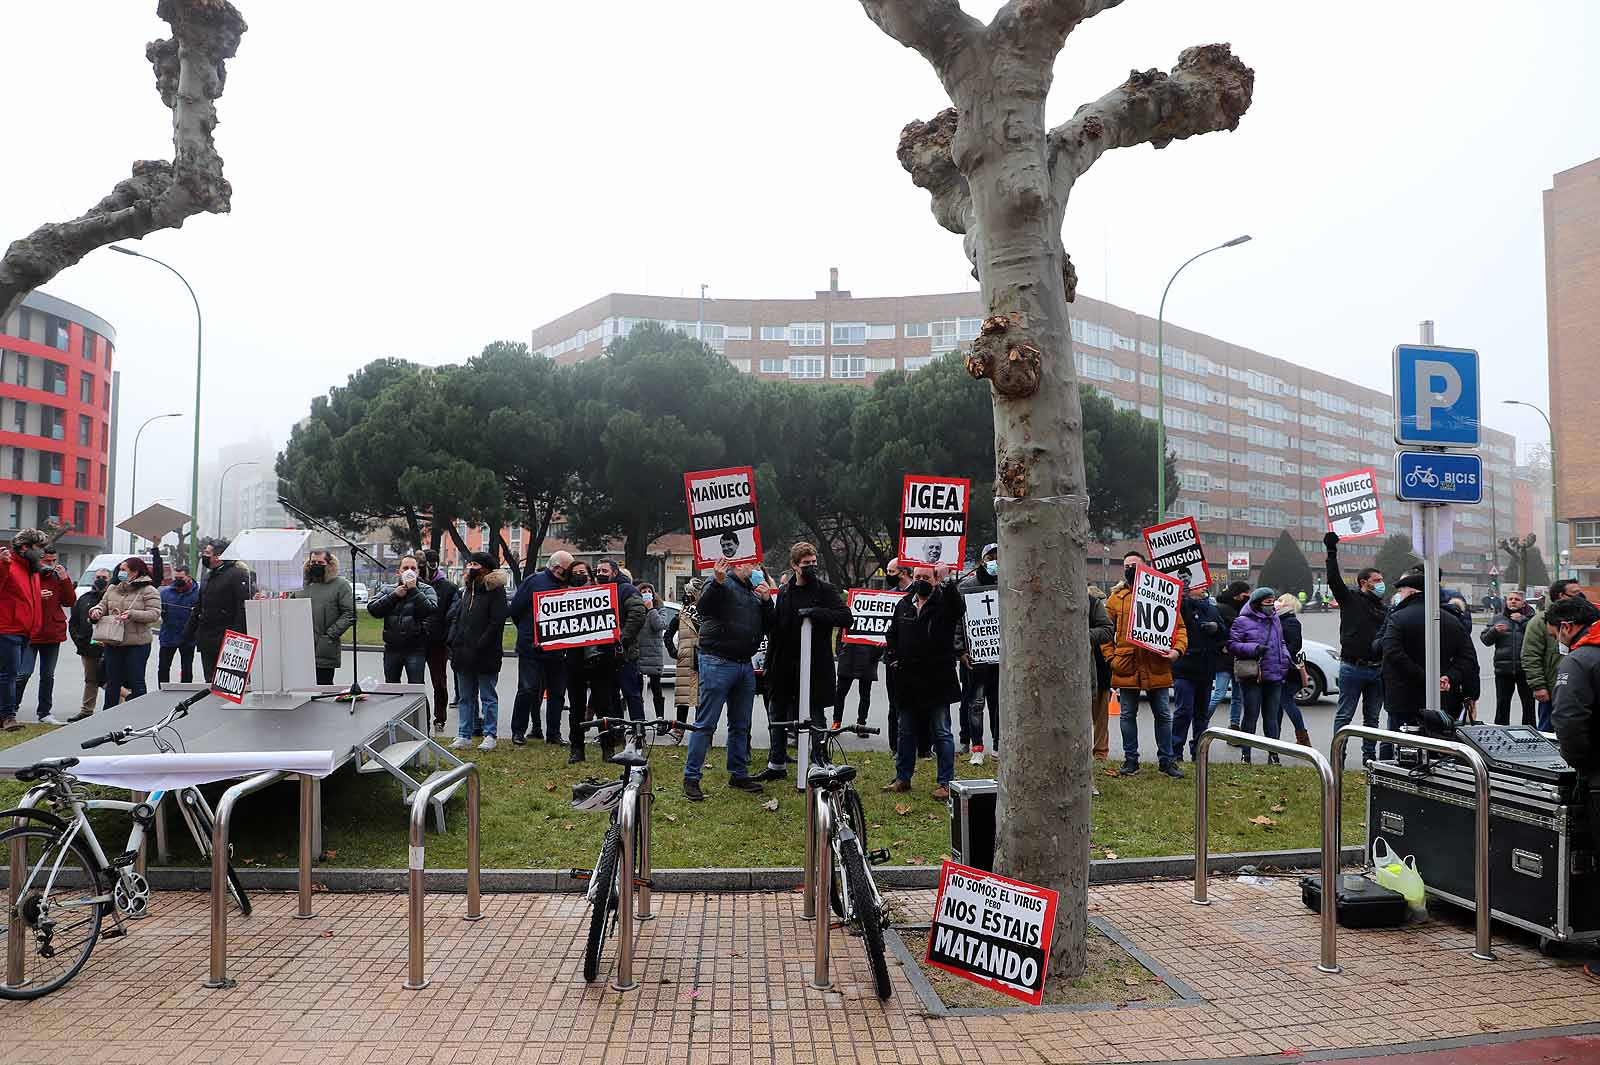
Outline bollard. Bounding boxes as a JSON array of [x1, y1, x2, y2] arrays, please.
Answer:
[[404, 762, 481, 990], [810, 791, 833, 990], [205, 771, 285, 990], [801, 773, 818, 921], [613, 780, 640, 992]]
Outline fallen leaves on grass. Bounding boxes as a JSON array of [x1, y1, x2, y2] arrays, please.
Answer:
[[1249, 815, 1277, 827], [894, 804, 911, 815], [545, 782, 556, 792], [907, 856, 927, 865], [663, 813, 678, 823], [1270, 803, 1285, 813], [1103, 849, 1119, 860], [761, 799, 779, 812]]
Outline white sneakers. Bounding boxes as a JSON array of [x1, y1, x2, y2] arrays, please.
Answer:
[[40, 715, 71, 726], [478, 737, 497, 752], [970, 746, 985, 767], [449, 737, 472, 750]]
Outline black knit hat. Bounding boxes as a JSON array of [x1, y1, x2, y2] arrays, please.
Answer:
[[1223, 580, 1251, 601], [467, 550, 496, 570], [1395, 572, 1425, 592]]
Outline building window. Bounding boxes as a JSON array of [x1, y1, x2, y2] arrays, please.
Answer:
[[931, 319, 959, 352], [904, 356, 933, 371], [759, 358, 789, 374], [905, 323, 931, 338], [102, 382, 109, 410], [99, 464, 107, 491], [82, 331, 96, 361], [787, 323, 823, 346], [6, 495, 19, 529], [73, 501, 88, 532], [830, 356, 866, 379], [866, 324, 896, 341], [958, 317, 982, 342], [79, 372, 93, 404], [831, 323, 866, 346], [78, 414, 92, 446], [10, 449, 23, 480], [43, 408, 64, 441], [12, 401, 25, 432], [727, 358, 751, 373], [39, 453, 62, 486], [759, 325, 788, 341], [724, 325, 752, 341], [789, 356, 824, 379], [866, 357, 897, 372], [36, 497, 60, 527], [43, 361, 67, 396], [1576, 520, 1600, 548], [13, 354, 28, 387], [75, 457, 90, 490], [49, 317, 69, 351]]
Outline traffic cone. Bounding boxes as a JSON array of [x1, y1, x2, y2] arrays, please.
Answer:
[[1108, 691, 1120, 718]]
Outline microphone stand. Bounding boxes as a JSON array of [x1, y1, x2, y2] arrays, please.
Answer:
[[278, 497, 385, 709]]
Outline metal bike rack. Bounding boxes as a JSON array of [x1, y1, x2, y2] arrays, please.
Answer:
[[810, 789, 834, 990], [5, 790, 42, 987], [801, 775, 819, 921], [403, 762, 481, 990], [611, 761, 654, 993], [206, 770, 287, 989], [1194, 727, 1341, 974], [1331, 725, 1495, 962], [296, 774, 315, 920]]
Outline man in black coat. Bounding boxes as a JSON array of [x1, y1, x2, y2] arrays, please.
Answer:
[[883, 561, 964, 799], [1480, 587, 1535, 726], [1171, 585, 1227, 763], [1325, 531, 1390, 762], [181, 538, 252, 683], [1380, 573, 1479, 735], [759, 542, 852, 783], [1545, 596, 1600, 983], [681, 555, 776, 801]]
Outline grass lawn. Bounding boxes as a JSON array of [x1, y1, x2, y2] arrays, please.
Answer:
[[0, 723, 1366, 870], [352, 614, 516, 651]]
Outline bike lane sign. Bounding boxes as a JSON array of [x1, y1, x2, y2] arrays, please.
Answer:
[[1395, 451, 1482, 504]]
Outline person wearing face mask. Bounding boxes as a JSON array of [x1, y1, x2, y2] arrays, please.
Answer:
[[1545, 597, 1600, 984], [1480, 587, 1536, 726], [595, 558, 649, 725], [91, 556, 163, 708], [636, 582, 670, 723], [18, 545, 77, 725], [367, 554, 439, 685], [1169, 583, 1228, 763], [956, 543, 1001, 766], [881, 559, 915, 754], [0, 529, 49, 731], [883, 561, 964, 798], [420, 549, 458, 732], [156, 565, 201, 688], [1323, 531, 1389, 763], [291, 549, 357, 686], [181, 537, 253, 682], [666, 578, 705, 739], [507, 549, 574, 746], [1523, 578, 1583, 733], [1379, 571, 1478, 738], [759, 542, 853, 783], [68, 568, 113, 721], [1210, 580, 1253, 733], [681, 553, 776, 801], [1225, 588, 1293, 764], [1102, 551, 1189, 777], [447, 551, 509, 751]]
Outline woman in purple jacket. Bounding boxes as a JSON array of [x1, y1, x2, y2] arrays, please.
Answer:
[[1226, 587, 1295, 764]]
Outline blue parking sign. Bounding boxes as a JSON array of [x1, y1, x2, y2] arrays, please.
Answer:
[[1392, 345, 1479, 448]]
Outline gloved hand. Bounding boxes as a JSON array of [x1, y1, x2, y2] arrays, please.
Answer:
[[1323, 531, 1339, 551], [797, 607, 818, 620], [1201, 621, 1221, 636]]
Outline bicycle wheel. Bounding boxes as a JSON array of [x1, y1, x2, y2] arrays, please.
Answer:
[[839, 842, 892, 1000], [0, 826, 106, 1000], [582, 824, 621, 983], [827, 789, 869, 920], [182, 792, 252, 917]]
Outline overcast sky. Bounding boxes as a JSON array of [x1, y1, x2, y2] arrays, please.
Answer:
[[4, 1, 1595, 524]]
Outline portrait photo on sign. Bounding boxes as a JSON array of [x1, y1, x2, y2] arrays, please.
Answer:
[[899, 475, 970, 569], [684, 465, 762, 568], [1320, 467, 1384, 542]]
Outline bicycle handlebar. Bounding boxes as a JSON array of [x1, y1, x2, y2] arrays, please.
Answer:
[[771, 721, 881, 737], [582, 717, 708, 733], [80, 731, 126, 750], [80, 690, 206, 750]]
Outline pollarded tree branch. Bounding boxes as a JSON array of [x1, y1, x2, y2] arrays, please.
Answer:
[[1049, 42, 1254, 194], [988, 0, 1126, 59], [859, 0, 983, 79], [0, 0, 247, 321]]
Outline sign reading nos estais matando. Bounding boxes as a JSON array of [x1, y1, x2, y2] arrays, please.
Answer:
[[926, 859, 1058, 1006], [1320, 467, 1384, 541], [1127, 564, 1183, 655], [842, 589, 900, 647], [899, 475, 970, 569], [1141, 516, 1211, 591], [532, 585, 619, 650], [684, 466, 762, 569], [211, 629, 259, 704]]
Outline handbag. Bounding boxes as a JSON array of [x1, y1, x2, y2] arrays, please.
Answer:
[[92, 614, 127, 647], [1233, 655, 1260, 682]]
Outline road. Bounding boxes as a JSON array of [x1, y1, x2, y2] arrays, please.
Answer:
[[17, 610, 1506, 772]]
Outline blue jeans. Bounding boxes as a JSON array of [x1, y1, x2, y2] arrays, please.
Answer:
[[18, 642, 60, 719], [1334, 662, 1385, 760], [684, 652, 756, 783], [1169, 677, 1209, 760], [511, 652, 563, 740], [1280, 687, 1308, 733], [1118, 687, 1173, 767], [1536, 699, 1553, 733], [103, 644, 152, 708], [0, 633, 25, 722], [382, 648, 427, 684], [456, 671, 499, 739], [617, 661, 645, 721], [1238, 680, 1284, 749], [896, 701, 956, 786], [1210, 670, 1236, 728]]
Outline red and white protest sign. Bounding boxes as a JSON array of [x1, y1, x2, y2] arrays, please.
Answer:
[[925, 859, 1059, 1006], [1127, 564, 1184, 655], [898, 475, 970, 569], [210, 629, 259, 704], [1321, 467, 1385, 541], [684, 466, 762, 568], [532, 585, 619, 650], [842, 589, 900, 647], [1141, 516, 1211, 590]]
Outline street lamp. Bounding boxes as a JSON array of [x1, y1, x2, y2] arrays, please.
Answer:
[[216, 460, 261, 538], [1156, 235, 1252, 518], [109, 245, 203, 573], [129, 412, 183, 552], [1502, 399, 1559, 579]]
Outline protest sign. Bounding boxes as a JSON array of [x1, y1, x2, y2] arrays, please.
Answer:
[[963, 589, 1001, 665], [1228, 550, 1250, 573], [925, 859, 1058, 1006], [684, 466, 762, 568], [1127, 564, 1183, 655], [1142, 516, 1211, 590], [842, 589, 900, 647], [210, 629, 259, 704], [899, 475, 970, 568], [1321, 467, 1384, 541], [533, 586, 619, 650]]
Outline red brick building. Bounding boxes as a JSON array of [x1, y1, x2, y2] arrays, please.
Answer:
[[1545, 156, 1600, 584]]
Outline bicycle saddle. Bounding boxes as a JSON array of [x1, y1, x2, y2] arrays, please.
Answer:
[[16, 757, 79, 782], [607, 750, 649, 769], [806, 763, 856, 787]]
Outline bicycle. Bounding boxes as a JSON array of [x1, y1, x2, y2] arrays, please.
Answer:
[[569, 716, 706, 987], [777, 720, 893, 1000], [1404, 466, 1439, 489], [1, 690, 252, 1000]]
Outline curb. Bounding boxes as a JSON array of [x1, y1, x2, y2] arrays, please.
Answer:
[[101, 846, 1364, 894]]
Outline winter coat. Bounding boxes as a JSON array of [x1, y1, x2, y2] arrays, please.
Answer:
[[1326, 547, 1387, 664], [424, 573, 458, 646], [34, 566, 76, 645], [70, 584, 105, 656], [1216, 596, 1246, 670], [1522, 607, 1565, 694], [1479, 606, 1532, 677], [613, 580, 648, 665], [0, 552, 42, 640], [670, 603, 701, 709], [182, 559, 252, 652], [1227, 602, 1294, 684], [1380, 592, 1479, 718], [766, 576, 852, 716], [1552, 620, 1600, 781], [1279, 611, 1304, 659], [367, 579, 438, 654], [158, 579, 199, 648], [1174, 594, 1228, 683], [1102, 582, 1189, 692], [508, 567, 567, 659], [94, 576, 163, 646], [1088, 585, 1113, 692], [697, 574, 773, 663], [836, 639, 884, 682], [293, 566, 357, 670], [886, 580, 965, 708], [448, 569, 509, 674], [637, 607, 669, 676]]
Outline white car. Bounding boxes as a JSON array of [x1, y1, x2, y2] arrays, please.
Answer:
[[1295, 638, 1342, 706], [353, 582, 370, 605]]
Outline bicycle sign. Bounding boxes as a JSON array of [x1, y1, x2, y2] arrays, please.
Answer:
[[1395, 450, 1482, 504]]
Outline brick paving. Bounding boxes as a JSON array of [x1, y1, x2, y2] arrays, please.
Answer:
[[2, 877, 1597, 1064]]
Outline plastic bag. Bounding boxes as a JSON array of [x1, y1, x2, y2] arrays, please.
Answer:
[[1371, 836, 1427, 918]]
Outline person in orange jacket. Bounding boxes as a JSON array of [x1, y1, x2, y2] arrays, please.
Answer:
[[1101, 550, 1189, 778], [0, 529, 48, 732]]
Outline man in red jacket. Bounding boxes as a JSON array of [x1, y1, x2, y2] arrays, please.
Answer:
[[15, 545, 76, 725], [0, 529, 47, 732]]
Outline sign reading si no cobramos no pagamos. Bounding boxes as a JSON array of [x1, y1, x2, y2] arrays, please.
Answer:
[[684, 466, 762, 569]]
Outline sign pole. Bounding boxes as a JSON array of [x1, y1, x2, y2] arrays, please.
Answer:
[[1418, 320, 1443, 721]]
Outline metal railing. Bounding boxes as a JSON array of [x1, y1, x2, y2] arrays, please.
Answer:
[[206, 770, 287, 989], [1194, 727, 1341, 974], [1332, 725, 1495, 961], [810, 789, 834, 991], [403, 762, 482, 990], [610, 763, 653, 993]]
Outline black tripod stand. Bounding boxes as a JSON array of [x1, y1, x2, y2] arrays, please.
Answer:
[[278, 496, 385, 708]]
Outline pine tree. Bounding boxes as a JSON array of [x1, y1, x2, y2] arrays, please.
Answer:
[[1258, 530, 1314, 596], [1374, 534, 1421, 582]]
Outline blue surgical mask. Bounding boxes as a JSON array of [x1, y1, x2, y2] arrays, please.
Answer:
[[749, 568, 765, 586], [113, 570, 127, 584], [985, 560, 998, 577], [1372, 581, 1386, 598]]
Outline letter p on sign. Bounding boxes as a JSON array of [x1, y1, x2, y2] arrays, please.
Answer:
[[1392, 344, 1479, 448], [1412, 360, 1461, 432]]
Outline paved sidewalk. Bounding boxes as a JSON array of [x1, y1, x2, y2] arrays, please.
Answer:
[[2, 878, 1596, 1064]]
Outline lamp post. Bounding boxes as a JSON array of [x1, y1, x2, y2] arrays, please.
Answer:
[[216, 461, 261, 538], [1502, 399, 1559, 579], [109, 245, 203, 573], [128, 412, 183, 552], [1156, 235, 1252, 518]]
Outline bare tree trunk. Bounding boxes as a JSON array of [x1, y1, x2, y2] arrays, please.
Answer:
[[492, 528, 523, 584]]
